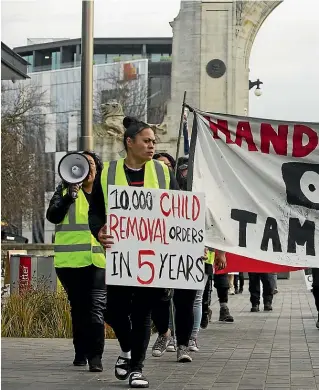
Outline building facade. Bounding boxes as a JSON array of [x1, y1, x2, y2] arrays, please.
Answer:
[[3, 60, 150, 243], [14, 37, 173, 124]]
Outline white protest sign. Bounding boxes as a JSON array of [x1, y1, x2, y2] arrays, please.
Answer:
[[106, 185, 206, 289]]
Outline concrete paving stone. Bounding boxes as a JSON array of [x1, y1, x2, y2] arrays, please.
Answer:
[[3, 272, 319, 390]]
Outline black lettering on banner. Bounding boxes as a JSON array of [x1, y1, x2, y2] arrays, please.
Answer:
[[182, 228, 191, 242], [131, 190, 154, 211], [186, 255, 196, 282], [132, 190, 139, 210], [195, 257, 205, 282], [197, 229, 203, 243], [177, 255, 186, 280], [146, 191, 153, 210], [111, 251, 119, 276], [192, 228, 198, 243], [110, 188, 129, 210], [260, 217, 282, 252], [231, 209, 257, 247], [288, 218, 315, 256], [119, 252, 132, 278], [169, 254, 177, 280], [120, 191, 129, 210], [139, 191, 146, 210], [110, 189, 121, 210], [169, 227, 175, 240], [159, 253, 168, 278], [176, 226, 182, 241]]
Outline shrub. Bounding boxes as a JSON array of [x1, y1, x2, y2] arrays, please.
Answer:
[[1, 287, 115, 339]]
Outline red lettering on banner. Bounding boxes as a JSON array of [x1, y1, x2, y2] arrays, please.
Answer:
[[260, 123, 288, 155], [292, 125, 318, 157], [127, 217, 140, 240], [109, 214, 119, 241], [235, 122, 258, 151], [205, 118, 318, 157], [159, 193, 200, 221], [185, 196, 191, 220], [192, 196, 200, 221], [160, 192, 170, 216], [137, 250, 155, 285], [110, 215, 169, 244], [205, 116, 234, 144], [139, 218, 148, 241]]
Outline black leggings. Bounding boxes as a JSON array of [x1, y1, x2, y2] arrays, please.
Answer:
[[56, 265, 106, 360], [107, 285, 164, 372], [151, 288, 197, 347], [313, 287, 319, 312]]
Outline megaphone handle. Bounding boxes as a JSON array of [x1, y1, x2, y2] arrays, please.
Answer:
[[71, 183, 83, 199]]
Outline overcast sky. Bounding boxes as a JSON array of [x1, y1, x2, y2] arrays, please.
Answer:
[[2, 0, 319, 122]]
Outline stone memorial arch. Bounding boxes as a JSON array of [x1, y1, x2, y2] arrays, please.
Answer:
[[163, 0, 283, 144]]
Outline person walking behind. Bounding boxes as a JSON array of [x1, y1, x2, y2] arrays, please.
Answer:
[[46, 151, 106, 372], [234, 272, 244, 294], [248, 273, 274, 312]]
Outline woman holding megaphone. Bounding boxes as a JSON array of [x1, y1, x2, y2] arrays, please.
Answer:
[[46, 151, 106, 372]]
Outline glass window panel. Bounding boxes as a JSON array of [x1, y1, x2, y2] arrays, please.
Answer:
[[151, 53, 161, 62]]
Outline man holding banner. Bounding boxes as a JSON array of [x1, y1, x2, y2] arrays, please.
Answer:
[[89, 117, 206, 388]]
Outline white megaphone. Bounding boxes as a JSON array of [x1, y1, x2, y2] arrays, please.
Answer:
[[58, 152, 90, 199]]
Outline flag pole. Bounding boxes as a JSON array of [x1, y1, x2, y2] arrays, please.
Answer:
[[174, 91, 187, 176]]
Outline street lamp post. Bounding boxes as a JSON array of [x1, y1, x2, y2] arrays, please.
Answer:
[[79, 0, 94, 151]]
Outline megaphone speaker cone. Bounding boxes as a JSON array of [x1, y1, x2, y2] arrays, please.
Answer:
[[58, 153, 90, 184]]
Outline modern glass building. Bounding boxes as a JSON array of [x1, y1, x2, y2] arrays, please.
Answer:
[[3, 60, 150, 243], [14, 38, 172, 125], [14, 37, 172, 73]]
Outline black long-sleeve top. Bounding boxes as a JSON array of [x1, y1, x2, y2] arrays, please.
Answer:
[[88, 165, 180, 241], [46, 183, 91, 225], [46, 183, 74, 224]]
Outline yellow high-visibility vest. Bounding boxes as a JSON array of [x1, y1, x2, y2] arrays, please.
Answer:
[[100, 159, 170, 212], [205, 248, 215, 265], [54, 189, 105, 268]]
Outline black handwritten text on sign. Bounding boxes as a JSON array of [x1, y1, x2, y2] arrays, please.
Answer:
[[106, 185, 206, 289]]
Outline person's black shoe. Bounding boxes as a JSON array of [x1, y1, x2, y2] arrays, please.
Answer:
[[219, 306, 234, 322], [129, 371, 149, 388], [115, 356, 131, 380], [251, 305, 260, 312], [73, 354, 87, 366], [200, 313, 209, 329], [264, 303, 273, 311], [88, 356, 103, 372], [238, 288, 243, 294]]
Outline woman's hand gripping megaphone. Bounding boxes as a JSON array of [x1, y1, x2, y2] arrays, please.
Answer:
[[68, 183, 82, 199]]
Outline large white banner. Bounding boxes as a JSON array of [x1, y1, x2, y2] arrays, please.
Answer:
[[191, 112, 319, 268], [106, 185, 206, 289]]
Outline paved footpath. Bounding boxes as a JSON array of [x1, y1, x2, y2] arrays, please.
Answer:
[[2, 271, 319, 390]]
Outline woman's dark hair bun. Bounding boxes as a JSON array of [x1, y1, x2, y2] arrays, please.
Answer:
[[123, 116, 138, 129]]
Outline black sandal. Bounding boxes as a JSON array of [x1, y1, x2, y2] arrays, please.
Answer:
[[115, 356, 130, 380], [129, 371, 149, 388]]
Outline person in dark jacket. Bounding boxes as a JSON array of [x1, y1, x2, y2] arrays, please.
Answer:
[[46, 151, 106, 372], [312, 269, 319, 328]]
